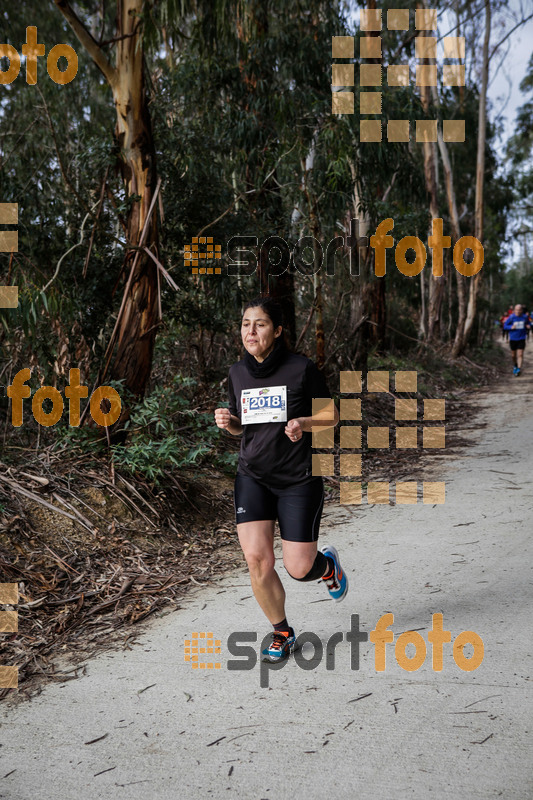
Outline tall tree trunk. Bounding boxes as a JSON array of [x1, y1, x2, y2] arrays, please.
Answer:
[[462, 0, 491, 346], [447, 253, 454, 341], [110, 1, 158, 397], [357, 3, 387, 357], [436, 127, 467, 358], [369, 276, 387, 351], [55, 0, 159, 402], [313, 270, 325, 368], [419, 20, 444, 341], [301, 138, 326, 367], [419, 270, 427, 339], [237, 1, 296, 345], [348, 169, 369, 369]]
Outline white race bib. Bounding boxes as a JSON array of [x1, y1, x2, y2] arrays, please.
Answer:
[[241, 385, 287, 424]]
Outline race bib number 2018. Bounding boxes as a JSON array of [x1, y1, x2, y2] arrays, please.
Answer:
[[241, 386, 287, 424]]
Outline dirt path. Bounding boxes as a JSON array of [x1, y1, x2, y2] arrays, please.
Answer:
[[1, 356, 532, 800]]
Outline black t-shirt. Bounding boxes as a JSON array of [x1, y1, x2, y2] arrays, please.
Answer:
[[228, 352, 332, 487]]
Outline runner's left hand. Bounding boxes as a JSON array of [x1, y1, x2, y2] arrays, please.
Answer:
[[285, 418, 303, 442]]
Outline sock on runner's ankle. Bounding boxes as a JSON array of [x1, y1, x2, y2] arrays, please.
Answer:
[[321, 556, 335, 580], [273, 618, 291, 634]]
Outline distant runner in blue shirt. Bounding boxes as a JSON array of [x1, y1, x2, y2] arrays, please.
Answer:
[[504, 304, 531, 375]]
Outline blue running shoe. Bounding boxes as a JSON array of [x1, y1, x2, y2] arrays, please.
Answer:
[[516, 368, 522, 376], [320, 545, 348, 602], [261, 628, 299, 663], [513, 366, 518, 375]]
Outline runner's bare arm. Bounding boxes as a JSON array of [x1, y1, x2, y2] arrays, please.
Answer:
[[214, 408, 243, 436], [227, 414, 243, 436], [291, 400, 339, 433]]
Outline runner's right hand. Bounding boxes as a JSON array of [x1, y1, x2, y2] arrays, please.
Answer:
[[214, 408, 231, 429]]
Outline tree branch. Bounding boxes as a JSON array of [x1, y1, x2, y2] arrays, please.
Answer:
[[295, 297, 317, 352], [53, 0, 117, 89], [99, 31, 136, 48], [489, 12, 533, 61], [42, 201, 100, 295]]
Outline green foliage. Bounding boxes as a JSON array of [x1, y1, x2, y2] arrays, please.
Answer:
[[111, 374, 238, 483], [506, 48, 533, 307], [53, 424, 106, 458], [49, 372, 239, 483], [0, 0, 524, 480]]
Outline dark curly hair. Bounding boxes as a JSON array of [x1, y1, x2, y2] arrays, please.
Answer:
[[242, 296, 283, 330]]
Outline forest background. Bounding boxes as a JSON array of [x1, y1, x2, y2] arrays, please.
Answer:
[[1, 0, 533, 474], [1, 0, 533, 693]]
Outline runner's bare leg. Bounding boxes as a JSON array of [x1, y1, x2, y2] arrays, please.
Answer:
[[281, 540, 318, 578], [237, 520, 286, 624]]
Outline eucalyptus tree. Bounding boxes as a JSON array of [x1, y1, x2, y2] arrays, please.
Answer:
[[50, 0, 158, 402], [51, 0, 237, 402], [451, 0, 533, 353], [0, 3, 117, 382], [507, 51, 533, 286]]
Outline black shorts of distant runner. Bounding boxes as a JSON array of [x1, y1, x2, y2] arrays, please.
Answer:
[[510, 339, 526, 351], [234, 473, 324, 542]]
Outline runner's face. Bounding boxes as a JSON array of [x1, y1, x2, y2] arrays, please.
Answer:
[[514, 304, 522, 316], [241, 307, 282, 362]]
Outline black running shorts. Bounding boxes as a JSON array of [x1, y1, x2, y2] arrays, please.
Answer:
[[510, 339, 526, 351], [234, 473, 324, 542]]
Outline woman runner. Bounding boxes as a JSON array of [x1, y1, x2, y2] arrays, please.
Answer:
[[214, 297, 348, 664]]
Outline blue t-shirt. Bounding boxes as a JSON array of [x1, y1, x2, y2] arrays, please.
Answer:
[[504, 314, 530, 340]]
